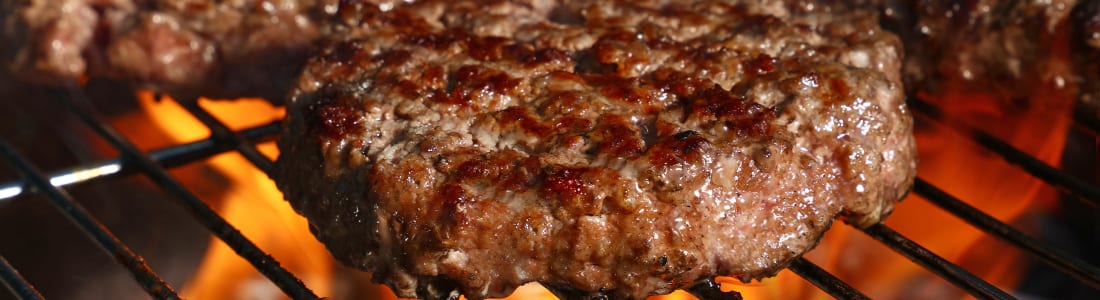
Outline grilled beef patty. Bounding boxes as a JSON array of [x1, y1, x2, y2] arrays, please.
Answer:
[[275, 0, 917, 298], [883, 0, 1079, 97], [0, 0, 328, 99]]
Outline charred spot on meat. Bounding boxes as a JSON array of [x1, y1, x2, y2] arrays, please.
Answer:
[[274, 1, 916, 299]]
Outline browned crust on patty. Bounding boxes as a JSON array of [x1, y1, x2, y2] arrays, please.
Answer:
[[274, 1, 916, 298]]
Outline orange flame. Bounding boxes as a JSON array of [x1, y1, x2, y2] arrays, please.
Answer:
[[128, 93, 336, 299]]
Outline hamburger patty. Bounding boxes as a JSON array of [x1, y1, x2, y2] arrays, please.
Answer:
[[0, 0, 328, 99], [273, 0, 917, 298], [882, 0, 1079, 97]]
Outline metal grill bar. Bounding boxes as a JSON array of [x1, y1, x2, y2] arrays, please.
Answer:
[[787, 258, 870, 300], [174, 98, 275, 174], [913, 178, 1100, 290], [858, 223, 1015, 300], [0, 121, 280, 202], [0, 139, 180, 299], [909, 98, 1100, 205], [0, 255, 43, 300], [48, 86, 319, 300]]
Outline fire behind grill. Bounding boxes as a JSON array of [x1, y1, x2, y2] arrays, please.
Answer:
[[0, 81, 1097, 300]]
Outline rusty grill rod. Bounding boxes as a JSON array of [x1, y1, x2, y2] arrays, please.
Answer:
[[0, 121, 280, 202], [909, 98, 1100, 206], [858, 223, 1015, 300], [913, 178, 1100, 290], [0, 139, 180, 299], [0, 255, 43, 300], [48, 86, 319, 300]]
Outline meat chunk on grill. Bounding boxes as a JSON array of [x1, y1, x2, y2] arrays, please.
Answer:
[[0, 0, 331, 99], [883, 0, 1078, 97], [276, 1, 918, 299]]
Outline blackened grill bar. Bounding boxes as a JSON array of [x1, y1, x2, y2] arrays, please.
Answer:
[[0, 82, 1096, 299], [786, 258, 870, 300], [0, 254, 43, 299], [858, 223, 1015, 300], [0, 139, 180, 299]]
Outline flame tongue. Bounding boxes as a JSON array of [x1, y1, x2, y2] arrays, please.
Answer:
[[128, 93, 335, 299]]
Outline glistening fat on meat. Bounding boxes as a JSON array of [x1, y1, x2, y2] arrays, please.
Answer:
[[273, 1, 916, 299]]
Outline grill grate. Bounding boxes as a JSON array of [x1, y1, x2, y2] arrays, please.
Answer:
[[0, 83, 1097, 300], [0, 135, 179, 299], [51, 86, 319, 299]]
